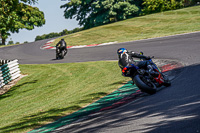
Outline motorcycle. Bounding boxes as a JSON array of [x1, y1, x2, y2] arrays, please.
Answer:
[[56, 46, 67, 59], [122, 53, 171, 95]]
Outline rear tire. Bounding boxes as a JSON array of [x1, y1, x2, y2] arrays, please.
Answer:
[[134, 75, 157, 95]]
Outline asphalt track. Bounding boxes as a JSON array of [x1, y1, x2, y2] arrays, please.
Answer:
[[1, 32, 200, 133]]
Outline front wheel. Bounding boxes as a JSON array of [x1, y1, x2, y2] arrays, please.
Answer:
[[60, 50, 65, 59], [133, 75, 157, 95]]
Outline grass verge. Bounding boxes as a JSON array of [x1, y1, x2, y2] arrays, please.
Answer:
[[0, 61, 128, 133], [0, 43, 21, 48], [52, 6, 200, 46]]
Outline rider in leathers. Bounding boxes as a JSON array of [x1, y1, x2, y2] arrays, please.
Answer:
[[117, 48, 157, 78], [56, 39, 67, 58]]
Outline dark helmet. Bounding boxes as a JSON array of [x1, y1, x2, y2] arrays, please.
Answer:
[[61, 38, 65, 41], [117, 48, 127, 55]]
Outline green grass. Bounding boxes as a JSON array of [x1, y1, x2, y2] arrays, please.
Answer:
[[0, 61, 128, 133], [1, 5, 200, 133], [52, 5, 200, 46], [0, 43, 21, 48]]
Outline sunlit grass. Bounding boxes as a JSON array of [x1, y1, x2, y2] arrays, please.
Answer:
[[52, 6, 200, 46], [1, 5, 200, 133], [0, 61, 128, 132]]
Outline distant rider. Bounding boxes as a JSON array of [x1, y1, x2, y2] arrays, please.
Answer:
[[117, 48, 158, 78], [56, 39, 68, 57]]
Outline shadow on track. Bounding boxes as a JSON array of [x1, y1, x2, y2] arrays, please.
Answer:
[[52, 64, 200, 133], [2, 64, 200, 133]]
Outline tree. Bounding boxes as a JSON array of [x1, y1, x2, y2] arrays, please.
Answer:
[[142, 0, 184, 14], [60, 29, 69, 36], [34, 27, 83, 41], [8, 40, 14, 45], [0, 0, 45, 45], [61, 0, 139, 29]]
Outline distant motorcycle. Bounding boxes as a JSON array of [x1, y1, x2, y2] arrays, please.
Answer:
[[56, 47, 67, 59], [122, 53, 171, 94]]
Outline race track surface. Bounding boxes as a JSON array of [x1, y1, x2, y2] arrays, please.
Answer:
[[0, 32, 200, 65], [1, 32, 200, 133]]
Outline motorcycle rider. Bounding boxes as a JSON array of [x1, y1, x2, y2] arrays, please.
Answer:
[[117, 48, 158, 78], [56, 38, 67, 59]]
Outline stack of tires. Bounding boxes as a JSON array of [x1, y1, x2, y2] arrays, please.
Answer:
[[0, 59, 21, 88]]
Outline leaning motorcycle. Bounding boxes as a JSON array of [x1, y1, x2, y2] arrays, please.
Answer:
[[122, 55, 171, 95], [56, 47, 67, 59]]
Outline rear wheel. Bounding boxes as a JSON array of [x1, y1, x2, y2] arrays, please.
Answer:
[[134, 75, 157, 95]]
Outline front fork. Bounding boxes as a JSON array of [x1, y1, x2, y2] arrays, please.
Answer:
[[153, 69, 164, 85], [148, 60, 165, 84]]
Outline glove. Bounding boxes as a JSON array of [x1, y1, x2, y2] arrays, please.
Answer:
[[146, 56, 151, 60]]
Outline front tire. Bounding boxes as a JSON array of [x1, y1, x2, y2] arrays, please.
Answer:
[[61, 50, 65, 59], [56, 48, 60, 59], [133, 75, 157, 95]]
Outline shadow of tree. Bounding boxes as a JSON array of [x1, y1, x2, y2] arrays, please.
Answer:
[[86, 92, 108, 97], [0, 106, 81, 133], [0, 80, 38, 100], [0, 63, 192, 133], [26, 82, 141, 132], [51, 64, 200, 133], [75, 92, 108, 104], [110, 81, 128, 85]]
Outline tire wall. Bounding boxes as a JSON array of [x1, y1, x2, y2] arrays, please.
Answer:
[[0, 59, 21, 88]]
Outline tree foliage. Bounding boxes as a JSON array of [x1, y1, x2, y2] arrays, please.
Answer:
[[61, 0, 196, 30], [184, 0, 200, 6], [8, 40, 14, 45], [142, 0, 184, 14], [0, 0, 45, 45], [35, 27, 83, 41], [61, 0, 140, 29]]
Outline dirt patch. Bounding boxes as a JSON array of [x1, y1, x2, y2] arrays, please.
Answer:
[[0, 75, 27, 96]]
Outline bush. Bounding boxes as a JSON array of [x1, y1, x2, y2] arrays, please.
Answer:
[[34, 27, 83, 41], [24, 41, 28, 43], [142, 0, 184, 15], [184, 0, 200, 6], [8, 40, 14, 45]]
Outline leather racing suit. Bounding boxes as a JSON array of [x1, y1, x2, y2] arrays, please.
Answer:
[[118, 51, 151, 77], [118, 51, 150, 69], [56, 39, 67, 56]]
